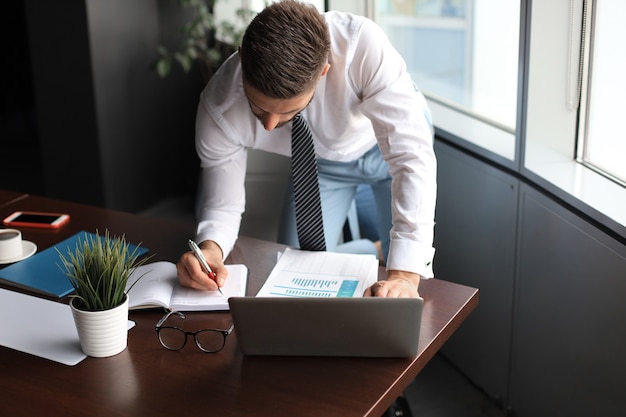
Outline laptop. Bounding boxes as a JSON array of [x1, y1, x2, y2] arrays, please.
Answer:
[[228, 296, 423, 357]]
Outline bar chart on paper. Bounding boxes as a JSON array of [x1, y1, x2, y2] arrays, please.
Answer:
[[272, 277, 359, 297], [256, 248, 379, 298]]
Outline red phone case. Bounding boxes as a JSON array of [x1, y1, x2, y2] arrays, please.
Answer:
[[2, 211, 70, 229]]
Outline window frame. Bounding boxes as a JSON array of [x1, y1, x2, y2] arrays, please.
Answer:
[[329, 0, 626, 241], [522, 0, 626, 239]]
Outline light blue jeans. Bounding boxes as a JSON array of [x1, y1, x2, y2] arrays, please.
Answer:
[[277, 144, 392, 259]]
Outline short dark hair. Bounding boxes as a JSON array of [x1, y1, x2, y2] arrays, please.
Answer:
[[240, 0, 330, 99]]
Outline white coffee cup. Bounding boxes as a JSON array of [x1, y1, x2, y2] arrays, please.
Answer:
[[0, 229, 24, 261]]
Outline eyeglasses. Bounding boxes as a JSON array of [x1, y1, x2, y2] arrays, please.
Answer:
[[155, 310, 234, 353]]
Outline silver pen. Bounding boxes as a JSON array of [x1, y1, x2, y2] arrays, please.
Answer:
[[188, 239, 224, 295]]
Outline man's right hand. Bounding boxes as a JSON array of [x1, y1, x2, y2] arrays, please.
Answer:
[[176, 240, 228, 291]]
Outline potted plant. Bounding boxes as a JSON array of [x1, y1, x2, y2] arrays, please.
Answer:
[[155, 0, 255, 82], [57, 230, 148, 358]]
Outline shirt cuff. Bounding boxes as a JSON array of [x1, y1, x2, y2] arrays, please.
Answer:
[[195, 220, 238, 261], [386, 238, 435, 279]]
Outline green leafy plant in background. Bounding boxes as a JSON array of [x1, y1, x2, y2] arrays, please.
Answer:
[[155, 0, 256, 82], [57, 230, 149, 311]]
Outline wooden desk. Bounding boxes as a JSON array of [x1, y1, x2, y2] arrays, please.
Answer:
[[0, 189, 27, 208], [0, 193, 478, 417]]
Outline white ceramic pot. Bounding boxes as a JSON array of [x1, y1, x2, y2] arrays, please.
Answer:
[[70, 296, 129, 358]]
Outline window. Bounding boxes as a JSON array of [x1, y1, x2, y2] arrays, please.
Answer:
[[373, 0, 520, 162], [577, 0, 626, 185], [525, 0, 626, 234], [376, 0, 519, 130], [330, 0, 626, 236]]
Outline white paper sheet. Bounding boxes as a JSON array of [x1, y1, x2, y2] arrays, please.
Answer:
[[0, 288, 134, 366], [256, 248, 378, 297]]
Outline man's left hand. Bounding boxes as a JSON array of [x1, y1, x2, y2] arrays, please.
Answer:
[[364, 270, 421, 298]]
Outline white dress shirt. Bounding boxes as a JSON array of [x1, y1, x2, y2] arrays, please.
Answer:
[[194, 11, 437, 278]]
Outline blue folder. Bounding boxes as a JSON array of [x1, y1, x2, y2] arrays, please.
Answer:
[[0, 231, 149, 298]]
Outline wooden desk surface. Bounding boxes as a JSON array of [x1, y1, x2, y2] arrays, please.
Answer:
[[0, 189, 27, 208], [0, 194, 478, 417]]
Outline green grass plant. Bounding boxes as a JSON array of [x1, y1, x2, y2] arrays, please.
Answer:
[[58, 230, 148, 311]]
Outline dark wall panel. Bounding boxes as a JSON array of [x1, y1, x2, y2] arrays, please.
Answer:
[[511, 184, 626, 416], [434, 140, 518, 403]]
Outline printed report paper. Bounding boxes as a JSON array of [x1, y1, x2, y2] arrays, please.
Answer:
[[256, 248, 378, 298]]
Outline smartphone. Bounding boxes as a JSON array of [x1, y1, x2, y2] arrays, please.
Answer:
[[2, 211, 70, 229]]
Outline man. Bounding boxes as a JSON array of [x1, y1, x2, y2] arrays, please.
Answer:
[[177, 0, 436, 298]]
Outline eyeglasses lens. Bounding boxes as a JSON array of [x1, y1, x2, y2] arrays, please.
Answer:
[[158, 327, 186, 350], [196, 331, 225, 352]]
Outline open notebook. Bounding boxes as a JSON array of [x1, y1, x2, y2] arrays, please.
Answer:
[[126, 261, 248, 311]]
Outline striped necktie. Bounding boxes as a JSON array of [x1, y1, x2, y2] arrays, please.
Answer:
[[291, 114, 326, 251]]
